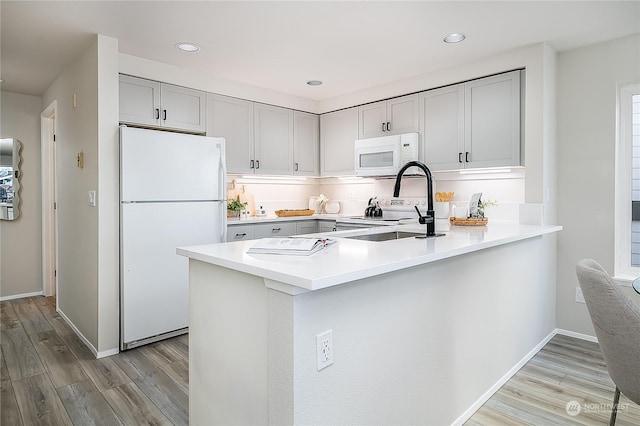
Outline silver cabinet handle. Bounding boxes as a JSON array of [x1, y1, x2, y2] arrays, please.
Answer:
[[163, 110, 167, 121], [250, 160, 255, 169], [465, 152, 470, 163], [272, 228, 281, 232], [386, 122, 391, 132], [256, 160, 260, 169], [458, 153, 463, 163], [235, 233, 247, 238], [295, 162, 299, 171], [155, 109, 160, 120], [381, 122, 386, 132]]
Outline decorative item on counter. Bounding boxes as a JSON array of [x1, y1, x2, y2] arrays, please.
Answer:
[[227, 198, 248, 218], [240, 209, 250, 220], [364, 197, 382, 217], [315, 194, 329, 214], [449, 193, 497, 226], [324, 201, 341, 214], [256, 205, 267, 217], [435, 192, 454, 202], [227, 179, 255, 216], [275, 209, 315, 217], [468, 193, 482, 217]]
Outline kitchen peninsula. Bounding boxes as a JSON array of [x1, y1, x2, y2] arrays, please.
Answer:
[[177, 221, 561, 425]]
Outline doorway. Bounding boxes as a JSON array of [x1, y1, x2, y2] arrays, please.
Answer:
[[41, 101, 57, 297]]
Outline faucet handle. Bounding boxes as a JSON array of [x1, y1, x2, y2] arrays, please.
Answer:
[[414, 206, 434, 225]]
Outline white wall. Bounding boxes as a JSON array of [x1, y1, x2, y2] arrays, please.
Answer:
[[189, 233, 557, 425], [557, 34, 640, 336], [41, 35, 120, 356], [0, 91, 43, 298]]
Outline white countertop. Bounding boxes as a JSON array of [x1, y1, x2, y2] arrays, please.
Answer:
[[227, 213, 342, 225], [178, 222, 562, 292]]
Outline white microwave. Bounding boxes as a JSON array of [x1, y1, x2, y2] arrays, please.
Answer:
[[354, 133, 419, 176]]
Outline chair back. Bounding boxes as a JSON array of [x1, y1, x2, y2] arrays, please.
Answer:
[[576, 259, 640, 405]]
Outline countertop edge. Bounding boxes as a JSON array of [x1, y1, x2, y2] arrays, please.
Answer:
[[178, 224, 562, 292]]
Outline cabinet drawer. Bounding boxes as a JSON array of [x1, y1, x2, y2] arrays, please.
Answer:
[[227, 225, 255, 242], [317, 220, 336, 233], [254, 222, 296, 239]]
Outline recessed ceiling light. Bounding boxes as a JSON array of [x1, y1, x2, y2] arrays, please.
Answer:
[[307, 80, 323, 86], [176, 42, 200, 52], [443, 33, 466, 44]]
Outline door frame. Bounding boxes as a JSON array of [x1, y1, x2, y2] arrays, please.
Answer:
[[41, 101, 58, 297]]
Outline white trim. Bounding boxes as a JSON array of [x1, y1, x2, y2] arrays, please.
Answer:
[[614, 82, 640, 278], [451, 329, 556, 426], [0, 291, 44, 301], [41, 100, 58, 297], [554, 328, 598, 343], [451, 328, 599, 425], [57, 308, 119, 359]]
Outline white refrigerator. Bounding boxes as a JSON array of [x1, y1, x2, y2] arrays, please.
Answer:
[[120, 126, 226, 350]]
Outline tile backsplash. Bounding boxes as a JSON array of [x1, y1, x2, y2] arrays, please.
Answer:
[[229, 175, 525, 220]]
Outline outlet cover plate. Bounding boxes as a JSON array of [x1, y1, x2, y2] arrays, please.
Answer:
[[316, 330, 333, 371]]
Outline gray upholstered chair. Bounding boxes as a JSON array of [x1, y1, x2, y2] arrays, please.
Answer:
[[576, 259, 640, 425]]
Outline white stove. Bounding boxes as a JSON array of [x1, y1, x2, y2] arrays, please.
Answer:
[[335, 198, 428, 230]]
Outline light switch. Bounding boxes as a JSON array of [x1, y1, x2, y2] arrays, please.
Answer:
[[88, 190, 96, 207]]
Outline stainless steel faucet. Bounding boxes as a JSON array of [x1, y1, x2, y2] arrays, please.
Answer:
[[393, 161, 436, 236]]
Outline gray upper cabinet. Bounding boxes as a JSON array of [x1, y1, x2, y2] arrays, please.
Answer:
[[358, 94, 418, 139], [419, 84, 465, 171], [464, 71, 521, 169], [207, 94, 254, 174], [320, 107, 359, 176], [119, 75, 206, 133], [419, 70, 521, 171], [254, 103, 294, 175], [293, 111, 319, 176]]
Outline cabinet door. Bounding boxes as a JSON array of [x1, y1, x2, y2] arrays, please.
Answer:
[[227, 224, 255, 242], [254, 222, 296, 239], [295, 220, 318, 235], [464, 71, 521, 169], [254, 103, 294, 175], [358, 101, 387, 139], [293, 111, 319, 176], [119, 75, 161, 127], [208, 94, 254, 174], [320, 107, 359, 176], [387, 94, 418, 135], [317, 220, 336, 233], [419, 85, 464, 171], [161, 84, 206, 133]]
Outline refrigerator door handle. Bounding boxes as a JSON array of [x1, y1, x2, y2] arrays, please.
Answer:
[[218, 142, 227, 242]]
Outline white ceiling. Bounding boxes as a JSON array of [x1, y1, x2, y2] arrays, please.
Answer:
[[1, 1, 639, 101]]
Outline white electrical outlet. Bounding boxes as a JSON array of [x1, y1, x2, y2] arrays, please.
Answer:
[[316, 330, 334, 371], [575, 287, 586, 304], [349, 192, 356, 201]]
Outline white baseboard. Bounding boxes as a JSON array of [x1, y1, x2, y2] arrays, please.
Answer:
[[57, 308, 119, 359], [554, 328, 598, 343], [0, 291, 44, 301], [451, 329, 557, 426]]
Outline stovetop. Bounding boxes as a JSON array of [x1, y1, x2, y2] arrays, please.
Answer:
[[336, 197, 428, 224]]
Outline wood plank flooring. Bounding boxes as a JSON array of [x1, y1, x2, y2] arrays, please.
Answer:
[[1, 296, 188, 425], [1, 296, 638, 425]]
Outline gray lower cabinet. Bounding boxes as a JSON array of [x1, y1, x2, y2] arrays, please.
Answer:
[[227, 224, 255, 242], [254, 222, 297, 239], [296, 220, 318, 235], [317, 220, 336, 233], [228, 219, 336, 241]]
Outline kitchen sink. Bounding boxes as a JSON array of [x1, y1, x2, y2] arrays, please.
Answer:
[[344, 231, 431, 242]]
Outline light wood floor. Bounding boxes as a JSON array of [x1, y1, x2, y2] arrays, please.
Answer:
[[2, 296, 638, 425]]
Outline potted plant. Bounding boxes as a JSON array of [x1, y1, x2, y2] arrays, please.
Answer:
[[227, 198, 248, 218]]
